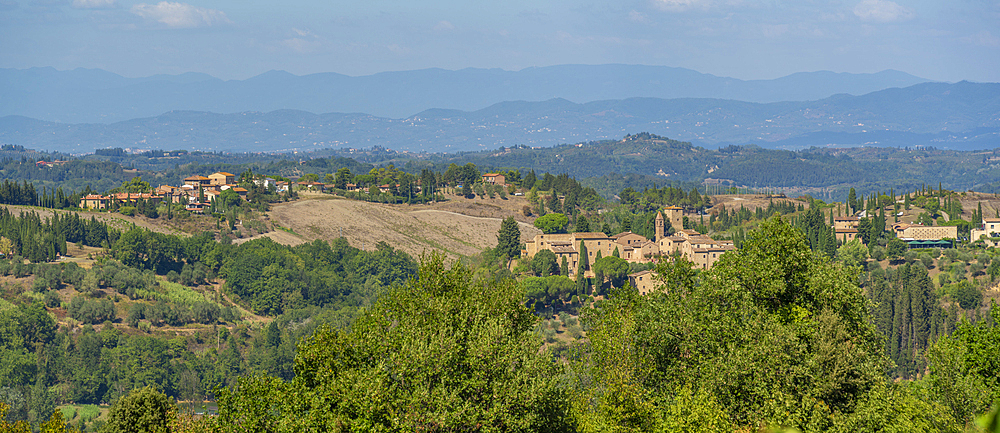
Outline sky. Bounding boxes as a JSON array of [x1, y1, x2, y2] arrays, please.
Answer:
[[1, 0, 998, 82]]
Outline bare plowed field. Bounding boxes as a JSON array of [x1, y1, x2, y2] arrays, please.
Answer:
[[265, 196, 541, 259]]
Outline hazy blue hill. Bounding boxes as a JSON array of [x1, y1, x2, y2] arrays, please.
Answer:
[[0, 64, 932, 123], [1, 81, 997, 154]]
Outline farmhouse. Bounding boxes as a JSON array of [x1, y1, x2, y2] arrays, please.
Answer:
[[79, 193, 164, 209], [80, 194, 109, 209], [208, 172, 236, 186], [482, 173, 506, 186], [628, 270, 657, 295], [833, 216, 860, 243], [971, 218, 1000, 241], [183, 175, 212, 188], [892, 223, 958, 241], [522, 207, 737, 281]]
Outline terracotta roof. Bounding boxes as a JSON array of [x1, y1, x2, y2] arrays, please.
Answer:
[[482, 173, 502, 177], [572, 232, 609, 239], [212, 172, 235, 176], [610, 231, 635, 239], [184, 175, 210, 180]]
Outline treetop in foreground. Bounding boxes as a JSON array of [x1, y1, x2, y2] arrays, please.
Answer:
[[212, 253, 571, 432]]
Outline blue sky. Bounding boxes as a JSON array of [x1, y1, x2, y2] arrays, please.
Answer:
[[1, 0, 998, 82]]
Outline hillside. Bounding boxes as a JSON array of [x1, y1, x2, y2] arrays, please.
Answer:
[[0, 65, 929, 123], [258, 193, 541, 259], [2, 81, 997, 154]]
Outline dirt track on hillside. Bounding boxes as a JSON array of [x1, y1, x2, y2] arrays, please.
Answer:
[[264, 196, 540, 259]]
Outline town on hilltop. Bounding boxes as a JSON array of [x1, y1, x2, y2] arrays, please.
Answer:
[[79, 171, 251, 213]]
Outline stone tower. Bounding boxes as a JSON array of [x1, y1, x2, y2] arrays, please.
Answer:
[[663, 206, 683, 232], [654, 211, 664, 241]]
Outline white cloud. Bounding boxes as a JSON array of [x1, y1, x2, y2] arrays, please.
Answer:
[[853, 0, 914, 23], [964, 30, 1000, 47], [131, 1, 230, 28], [72, 0, 115, 8], [281, 28, 323, 54], [652, 0, 707, 12], [628, 10, 649, 23], [433, 20, 454, 31]]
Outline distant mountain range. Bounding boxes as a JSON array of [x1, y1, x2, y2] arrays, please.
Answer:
[[1, 81, 998, 154], [0, 65, 932, 123]]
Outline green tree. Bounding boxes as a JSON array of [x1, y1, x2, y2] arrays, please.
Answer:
[[927, 306, 1000, 424], [576, 215, 888, 430], [576, 215, 590, 232], [532, 250, 558, 277], [101, 386, 176, 433], [218, 189, 241, 210], [925, 198, 940, 219], [214, 255, 571, 431], [496, 217, 521, 263], [534, 213, 568, 234], [334, 167, 352, 189], [886, 238, 908, 261], [592, 256, 629, 289], [836, 239, 869, 269]]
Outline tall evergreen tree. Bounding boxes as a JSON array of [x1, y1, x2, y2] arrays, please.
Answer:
[[495, 217, 521, 263]]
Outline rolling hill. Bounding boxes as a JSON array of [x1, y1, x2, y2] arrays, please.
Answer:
[[1, 81, 998, 154], [0, 65, 930, 123]]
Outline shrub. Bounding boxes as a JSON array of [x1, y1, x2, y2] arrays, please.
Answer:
[[952, 281, 982, 310], [870, 246, 886, 261], [969, 262, 985, 276], [567, 324, 584, 339], [119, 206, 136, 217], [68, 297, 115, 324], [43, 290, 61, 308], [918, 252, 934, 268]]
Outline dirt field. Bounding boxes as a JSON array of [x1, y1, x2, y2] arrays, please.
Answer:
[[708, 194, 804, 213], [953, 192, 1000, 221], [263, 194, 541, 259]]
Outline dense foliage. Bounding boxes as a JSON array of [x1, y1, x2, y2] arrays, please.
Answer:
[[211, 255, 571, 432]]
